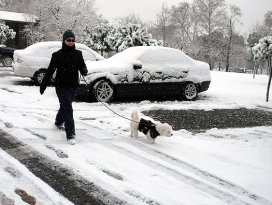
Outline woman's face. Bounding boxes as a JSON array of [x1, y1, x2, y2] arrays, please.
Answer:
[[64, 38, 75, 47]]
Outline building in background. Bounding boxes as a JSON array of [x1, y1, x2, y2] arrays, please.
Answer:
[[0, 10, 37, 48]]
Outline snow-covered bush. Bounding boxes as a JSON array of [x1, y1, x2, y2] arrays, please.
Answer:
[[112, 24, 162, 51], [252, 36, 272, 60], [252, 36, 272, 101], [82, 23, 163, 55], [82, 23, 113, 56], [0, 21, 16, 44]]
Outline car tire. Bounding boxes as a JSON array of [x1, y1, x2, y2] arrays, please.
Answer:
[[93, 79, 115, 102], [2, 56, 13, 67], [33, 69, 47, 86], [182, 83, 198, 100]]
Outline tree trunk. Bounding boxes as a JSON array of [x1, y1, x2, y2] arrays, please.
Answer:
[[225, 20, 232, 72], [266, 58, 272, 102], [253, 61, 259, 79]]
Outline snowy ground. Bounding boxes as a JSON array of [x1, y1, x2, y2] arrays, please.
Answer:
[[0, 67, 272, 205]]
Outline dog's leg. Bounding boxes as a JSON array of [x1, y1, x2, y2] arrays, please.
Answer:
[[130, 130, 138, 138], [146, 132, 155, 144], [133, 130, 139, 139], [130, 125, 139, 139], [130, 111, 140, 139]]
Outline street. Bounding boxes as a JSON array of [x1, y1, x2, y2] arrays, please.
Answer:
[[1, 68, 272, 205]]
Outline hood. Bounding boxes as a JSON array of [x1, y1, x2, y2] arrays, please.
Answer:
[[86, 58, 134, 74]]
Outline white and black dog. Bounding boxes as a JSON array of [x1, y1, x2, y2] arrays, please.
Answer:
[[130, 111, 173, 143]]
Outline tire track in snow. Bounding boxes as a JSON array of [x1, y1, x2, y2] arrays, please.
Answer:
[[120, 138, 271, 205], [74, 118, 272, 205], [84, 132, 270, 205], [8, 111, 272, 205], [0, 87, 22, 94]]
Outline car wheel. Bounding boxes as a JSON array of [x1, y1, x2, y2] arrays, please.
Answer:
[[2, 56, 13, 67], [33, 69, 46, 86], [182, 83, 198, 100], [93, 79, 115, 102]]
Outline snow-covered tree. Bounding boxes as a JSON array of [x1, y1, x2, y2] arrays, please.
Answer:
[[197, 31, 226, 69], [264, 11, 272, 29], [0, 21, 16, 44], [113, 24, 162, 51], [83, 23, 162, 55], [3, 0, 102, 41], [169, 2, 195, 51], [34, 0, 100, 40], [154, 3, 173, 46], [0, 0, 9, 7], [246, 11, 272, 75], [114, 13, 144, 26], [192, 0, 227, 69], [252, 36, 272, 101], [82, 23, 113, 56], [225, 4, 241, 72], [22, 26, 44, 46]]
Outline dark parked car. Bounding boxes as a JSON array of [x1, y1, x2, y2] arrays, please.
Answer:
[[0, 45, 16, 67], [83, 46, 211, 102]]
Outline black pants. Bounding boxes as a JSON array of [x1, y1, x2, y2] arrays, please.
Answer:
[[55, 87, 77, 139]]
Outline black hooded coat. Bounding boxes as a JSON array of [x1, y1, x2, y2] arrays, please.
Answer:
[[41, 42, 88, 88]]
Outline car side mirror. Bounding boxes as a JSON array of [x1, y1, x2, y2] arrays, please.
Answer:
[[133, 64, 142, 69], [133, 60, 142, 69]]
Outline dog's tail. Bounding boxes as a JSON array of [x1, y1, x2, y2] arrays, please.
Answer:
[[131, 111, 140, 122]]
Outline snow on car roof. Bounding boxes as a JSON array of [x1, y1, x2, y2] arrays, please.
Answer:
[[19, 41, 104, 59], [109, 46, 194, 63], [109, 46, 165, 60]]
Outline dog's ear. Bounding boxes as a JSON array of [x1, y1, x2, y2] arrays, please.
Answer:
[[155, 123, 164, 135]]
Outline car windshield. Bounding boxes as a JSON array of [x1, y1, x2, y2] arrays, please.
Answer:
[[109, 47, 145, 61]]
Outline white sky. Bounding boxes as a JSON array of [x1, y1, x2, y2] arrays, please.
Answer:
[[95, 0, 272, 34]]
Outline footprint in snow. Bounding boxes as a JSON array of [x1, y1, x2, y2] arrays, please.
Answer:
[[4, 166, 22, 178], [45, 145, 68, 158], [4, 122, 13, 128]]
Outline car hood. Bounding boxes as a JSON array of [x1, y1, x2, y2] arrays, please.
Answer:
[[85, 59, 133, 74]]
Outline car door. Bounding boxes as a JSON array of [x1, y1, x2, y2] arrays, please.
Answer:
[[136, 49, 184, 97]]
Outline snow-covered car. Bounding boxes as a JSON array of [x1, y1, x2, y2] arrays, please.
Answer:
[[83, 46, 211, 102], [12, 41, 104, 85]]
